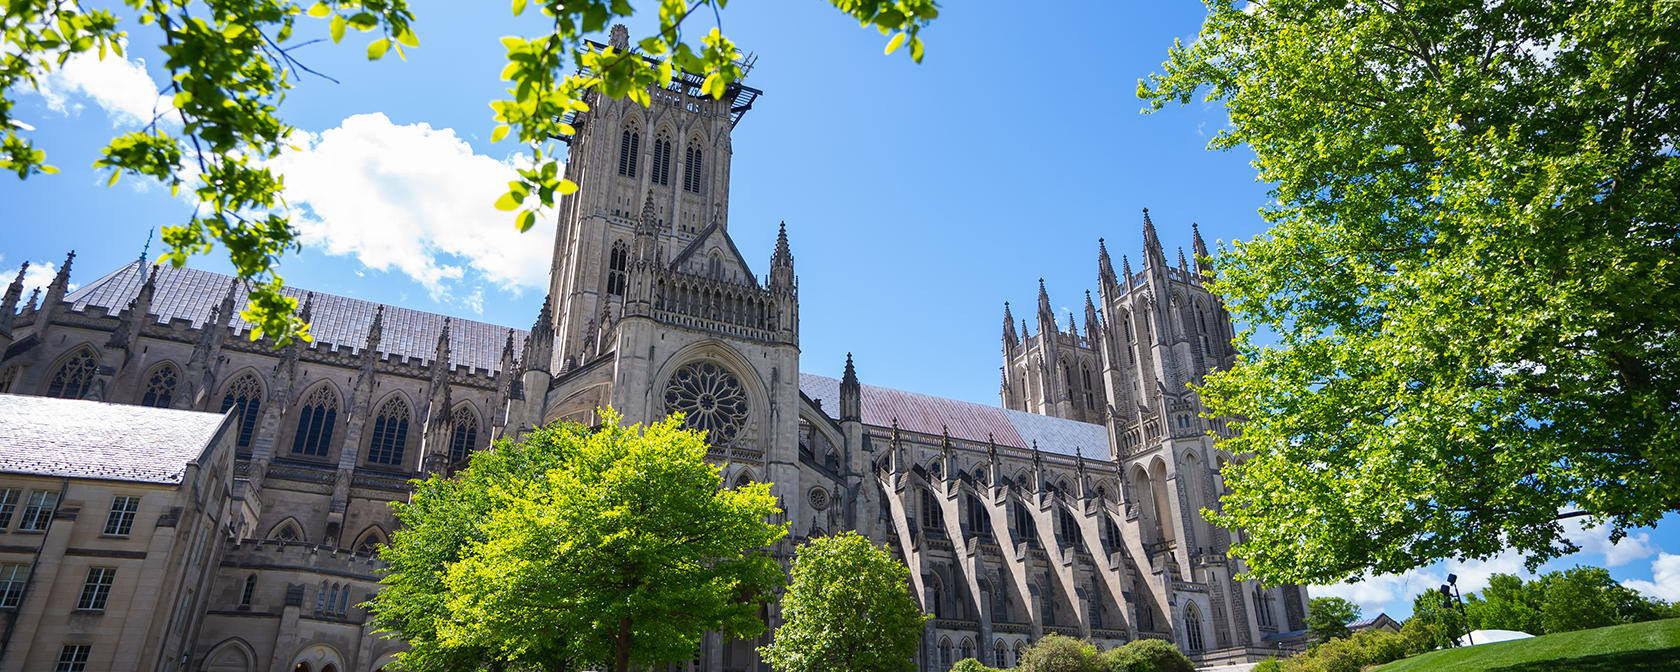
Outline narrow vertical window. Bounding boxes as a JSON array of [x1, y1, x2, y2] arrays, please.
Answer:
[[618, 129, 634, 176], [628, 132, 639, 176], [219, 373, 263, 449], [175, 588, 194, 633], [366, 396, 411, 466], [652, 137, 672, 186], [0, 489, 20, 529], [337, 583, 351, 613], [607, 241, 628, 296], [241, 575, 257, 606], [0, 563, 28, 607], [448, 407, 479, 463], [55, 645, 91, 672], [291, 386, 339, 457], [141, 364, 178, 408], [316, 582, 329, 610], [103, 496, 139, 536], [683, 144, 704, 193], [18, 490, 58, 531], [76, 567, 115, 610]]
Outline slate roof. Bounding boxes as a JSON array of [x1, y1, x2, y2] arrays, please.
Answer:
[[798, 373, 1108, 458], [66, 261, 528, 373], [0, 395, 229, 483]]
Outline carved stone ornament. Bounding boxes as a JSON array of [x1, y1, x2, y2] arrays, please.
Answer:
[[664, 360, 749, 446]]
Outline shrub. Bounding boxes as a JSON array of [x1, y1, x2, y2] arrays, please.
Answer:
[[1102, 638, 1194, 672], [1276, 629, 1409, 672], [1018, 635, 1100, 672], [1250, 658, 1283, 672], [952, 659, 1002, 672]]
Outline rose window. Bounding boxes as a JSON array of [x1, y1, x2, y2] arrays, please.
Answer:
[[664, 361, 749, 445]]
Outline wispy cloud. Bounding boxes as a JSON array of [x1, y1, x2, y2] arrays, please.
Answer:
[[1624, 553, 1680, 603], [26, 39, 172, 128]]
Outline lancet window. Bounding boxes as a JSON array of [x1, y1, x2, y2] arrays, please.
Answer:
[[607, 241, 628, 296], [618, 125, 640, 177], [366, 396, 411, 466], [141, 364, 179, 408], [448, 406, 479, 463], [291, 386, 339, 457], [45, 347, 96, 399], [683, 143, 703, 192], [651, 133, 672, 186], [219, 373, 263, 448]]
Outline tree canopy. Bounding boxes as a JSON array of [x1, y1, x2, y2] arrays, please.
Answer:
[[370, 410, 788, 672], [3, 0, 938, 344], [757, 531, 925, 672], [1141, 0, 1680, 586], [1306, 596, 1361, 644]]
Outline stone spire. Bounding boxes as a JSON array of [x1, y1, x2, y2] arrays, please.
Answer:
[[0, 262, 27, 341], [1003, 302, 1018, 349], [1178, 247, 1190, 276], [491, 328, 518, 433], [769, 221, 794, 290], [608, 23, 630, 50], [634, 191, 659, 261], [37, 251, 74, 326], [1142, 208, 1166, 268], [1192, 223, 1212, 273], [987, 433, 1002, 489], [421, 319, 455, 473], [839, 353, 861, 422], [106, 264, 159, 351], [173, 304, 219, 410], [940, 426, 955, 484], [1031, 440, 1044, 493], [892, 419, 906, 475], [1084, 290, 1101, 340], [1068, 311, 1078, 339], [1098, 238, 1117, 289], [1123, 254, 1133, 282], [524, 296, 555, 374], [272, 293, 312, 404]]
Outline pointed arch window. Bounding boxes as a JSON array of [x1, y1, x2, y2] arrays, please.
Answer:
[[651, 134, 672, 186], [683, 143, 703, 193], [607, 241, 628, 296], [618, 126, 640, 177], [141, 364, 179, 408], [367, 396, 411, 466], [448, 406, 479, 463], [291, 386, 339, 457], [45, 347, 96, 398], [219, 373, 263, 449], [355, 528, 385, 556], [1185, 604, 1206, 651], [241, 574, 257, 606]]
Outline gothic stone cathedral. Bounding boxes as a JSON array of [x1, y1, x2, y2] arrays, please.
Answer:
[[0, 27, 1306, 672]]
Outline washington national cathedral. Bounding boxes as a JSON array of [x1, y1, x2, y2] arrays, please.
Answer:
[[0, 25, 1306, 672]]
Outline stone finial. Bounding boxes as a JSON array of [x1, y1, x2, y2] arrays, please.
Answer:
[[608, 24, 630, 50]]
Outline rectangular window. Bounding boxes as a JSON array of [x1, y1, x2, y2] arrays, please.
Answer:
[[0, 489, 18, 528], [0, 563, 27, 607], [55, 645, 91, 672], [195, 526, 208, 565], [19, 490, 59, 531], [103, 496, 139, 536], [75, 567, 115, 611], [175, 589, 193, 634]]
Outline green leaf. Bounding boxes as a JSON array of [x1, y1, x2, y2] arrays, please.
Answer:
[[40, 165, 59, 174], [330, 14, 346, 42], [910, 37, 924, 63], [490, 125, 510, 143], [396, 27, 419, 48], [884, 32, 906, 55], [558, 179, 578, 195], [511, 0, 527, 16], [223, 23, 248, 39], [107, 171, 120, 187], [367, 37, 390, 60], [307, 2, 332, 18], [514, 209, 535, 232], [494, 190, 523, 211]]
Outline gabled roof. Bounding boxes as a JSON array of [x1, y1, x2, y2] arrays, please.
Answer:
[[65, 261, 527, 373], [798, 373, 1108, 458], [669, 222, 761, 289], [0, 395, 229, 483]]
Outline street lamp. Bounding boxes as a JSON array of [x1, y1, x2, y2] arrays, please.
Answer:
[[1442, 574, 1472, 646]]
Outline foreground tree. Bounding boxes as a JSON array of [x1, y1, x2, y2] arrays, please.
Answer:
[[3, 0, 937, 343], [1141, 0, 1680, 585], [371, 410, 787, 672], [1306, 596, 1361, 644], [1405, 590, 1467, 651], [757, 532, 925, 672]]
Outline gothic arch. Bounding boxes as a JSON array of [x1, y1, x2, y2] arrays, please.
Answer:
[[139, 360, 182, 408], [203, 637, 257, 672], [289, 644, 344, 672], [287, 381, 344, 459], [365, 391, 416, 468], [41, 344, 98, 398], [217, 368, 267, 449], [731, 467, 756, 488], [448, 401, 483, 463], [267, 517, 306, 543], [1182, 600, 1206, 652], [1148, 457, 1176, 544], [649, 340, 771, 445], [352, 525, 387, 556]]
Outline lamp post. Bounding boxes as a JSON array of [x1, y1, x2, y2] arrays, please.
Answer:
[[1441, 574, 1472, 646]]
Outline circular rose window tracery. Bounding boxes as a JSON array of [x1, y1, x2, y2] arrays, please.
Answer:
[[664, 361, 749, 445]]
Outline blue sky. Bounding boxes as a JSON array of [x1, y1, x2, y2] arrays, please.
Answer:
[[2, 0, 1675, 622]]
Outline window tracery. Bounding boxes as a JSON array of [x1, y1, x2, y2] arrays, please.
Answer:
[[220, 373, 263, 448], [448, 406, 478, 463], [292, 386, 339, 457], [683, 143, 703, 193], [663, 361, 748, 446], [651, 132, 673, 186], [46, 347, 96, 399], [141, 364, 179, 408], [367, 396, 411, 466], [618, 124, 640, 177], [607, 241, 628, 296]]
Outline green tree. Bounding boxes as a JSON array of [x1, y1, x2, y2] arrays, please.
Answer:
[[4, 0, 938, 344], [1306, 597, 1361, 644], [1141, 0, 1680, 585], [1406, 588, 1466, 650], [1464, 574, 1542, 634], [1101, 639, 1194, 672], [371, 409, 788, 672], [1017, 635, 1099, 672], [757, 531, 926, 672]]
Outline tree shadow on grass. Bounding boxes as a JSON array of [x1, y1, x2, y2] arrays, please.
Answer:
[[1488, 647, 1680, 672]]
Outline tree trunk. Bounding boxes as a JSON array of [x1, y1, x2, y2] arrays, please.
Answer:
[[616, 616, 633, 672]]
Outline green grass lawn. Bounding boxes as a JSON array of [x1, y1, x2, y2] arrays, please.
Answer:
[[1376, 618, 1680, 672]]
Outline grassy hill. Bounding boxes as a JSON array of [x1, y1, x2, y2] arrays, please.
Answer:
[[1376, 618, 1680, 672]]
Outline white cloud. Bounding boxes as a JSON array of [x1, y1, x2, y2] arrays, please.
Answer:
[[0, 257, 77, 298], [1313, 567, 1445, 617], [31, 40, 171, 128], [1563, 518, 1655, 567], [266, 113, 556, 303], [1624, 553, 1680, 603]]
